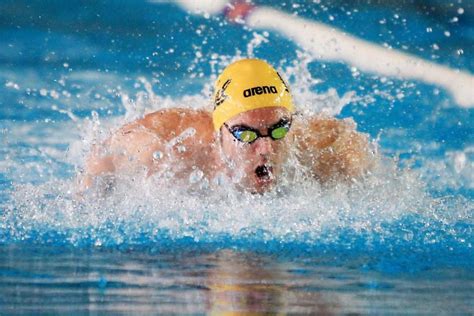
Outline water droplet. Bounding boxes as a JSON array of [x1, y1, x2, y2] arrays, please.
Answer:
[[98, 276, 108, 289], [457, 8, 464, 15], [453, 152, 466, 173], [153, 151, 163, 160], [189, 169, 204, 184], [50, 90, 59, 99], [199, 178, 210, 190], [5, 81, 20, 90]]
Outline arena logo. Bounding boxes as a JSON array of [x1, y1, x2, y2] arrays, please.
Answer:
[[276, 72, 290, 93], [243, 86, 277, 98], [214, 79, 232, 108]]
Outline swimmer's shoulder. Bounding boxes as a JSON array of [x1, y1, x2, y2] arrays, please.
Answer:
[[292, 113, 345, 149], [136, 108, 214, 142], [292, 113, 374, 181]]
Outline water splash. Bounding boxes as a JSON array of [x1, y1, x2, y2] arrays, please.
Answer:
[[1, 54, 472, 272]]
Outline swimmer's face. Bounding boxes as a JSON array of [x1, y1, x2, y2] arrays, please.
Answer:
[[220, 107, 291, 193]]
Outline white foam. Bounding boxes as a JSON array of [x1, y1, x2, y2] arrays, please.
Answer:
[[2, 48, 471, 246], [4, 78, 467, 247], [422, 147, 474, 191]]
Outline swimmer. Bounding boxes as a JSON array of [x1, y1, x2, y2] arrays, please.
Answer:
[[80, 58, 374, 194]]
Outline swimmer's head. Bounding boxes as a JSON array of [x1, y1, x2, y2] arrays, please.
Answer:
[[213, 59, 295, 193], [212, 58, 295, 131], [220, 106, 292, 193]]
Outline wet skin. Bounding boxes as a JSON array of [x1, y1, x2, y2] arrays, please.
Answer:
[[81, 107, 373, 193], [219, 107, 291, 193]]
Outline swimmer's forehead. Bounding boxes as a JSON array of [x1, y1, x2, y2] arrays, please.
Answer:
[[225, 107, 291, 128]]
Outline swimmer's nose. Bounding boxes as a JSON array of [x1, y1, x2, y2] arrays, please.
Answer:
[[254, 137, 273, 156]]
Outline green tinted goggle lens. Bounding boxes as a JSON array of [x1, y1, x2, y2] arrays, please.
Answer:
[[228, 119, 291, 144], [237, 130, 258, 143], [271, 126, 289, 139]]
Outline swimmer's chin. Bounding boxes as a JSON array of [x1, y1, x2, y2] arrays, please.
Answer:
[[231, 176, 275, 195], [246, 165, 277, 194], [237, 183, 273, 195], [250, 183, 274, 194]]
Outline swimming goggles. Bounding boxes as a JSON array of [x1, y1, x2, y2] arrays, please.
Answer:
[[224, 118, 292, 144]]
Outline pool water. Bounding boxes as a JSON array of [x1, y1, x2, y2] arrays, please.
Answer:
[[1, 0, 473, 314]]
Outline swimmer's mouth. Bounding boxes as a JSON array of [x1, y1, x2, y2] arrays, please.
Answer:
[[255, 165, 273, 181]]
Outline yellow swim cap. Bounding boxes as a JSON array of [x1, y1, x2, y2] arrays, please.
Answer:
[[212, 59, 295, 131]]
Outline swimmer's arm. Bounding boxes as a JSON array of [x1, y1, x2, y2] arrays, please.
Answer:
[[79, 142, 116, 191], [293, 117, 374, 182], [78, 121, 162, 190]]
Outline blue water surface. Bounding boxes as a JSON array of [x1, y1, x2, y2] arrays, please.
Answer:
[[0, 0, 473, 314]]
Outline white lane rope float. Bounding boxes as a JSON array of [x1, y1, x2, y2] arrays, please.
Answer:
[[158, 0, 474, 108]]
